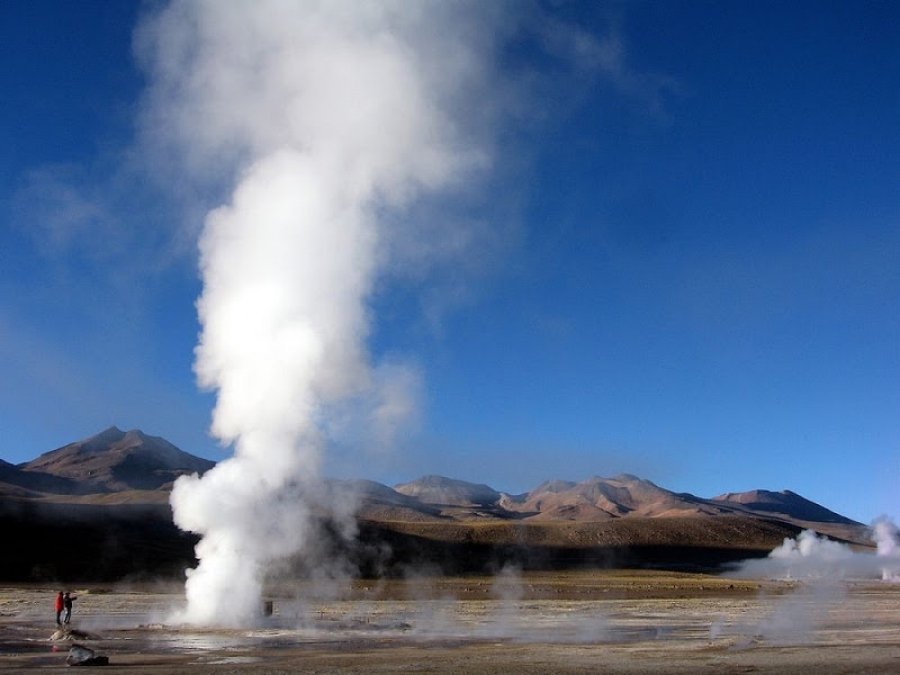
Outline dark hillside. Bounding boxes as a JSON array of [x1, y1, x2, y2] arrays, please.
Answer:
[[0, 499, 197, 582]]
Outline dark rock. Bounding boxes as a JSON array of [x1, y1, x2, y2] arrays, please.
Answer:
[[66, 644, 109, 666]]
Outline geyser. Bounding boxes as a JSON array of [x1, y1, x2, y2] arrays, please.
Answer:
[[136, 1, 501, 626], [731, 523, 900, 582]]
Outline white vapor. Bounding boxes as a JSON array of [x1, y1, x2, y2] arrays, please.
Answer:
[[873, 517, 900, 580], [132, 0, 648, 628], [730, 522, 900, 581], [135, 1, 505, 627]]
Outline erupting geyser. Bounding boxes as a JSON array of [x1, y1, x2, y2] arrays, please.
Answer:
[[136, 1, 502, 626], [873, 518, 900, 581], [731, 522, 900, 582]]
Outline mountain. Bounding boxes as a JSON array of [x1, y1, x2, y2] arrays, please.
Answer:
[[0, 427, 873, 582], [326, 478, 442, 521], [4, 428, 864, 530], [18, 426, 214, 493], [394, 475, 502, 508], [0, 426, 859, 529], [712, 489, 858, 525], [500, 475, 729, 520], [390, 474, 863, 529]]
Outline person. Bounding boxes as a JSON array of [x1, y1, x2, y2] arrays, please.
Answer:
[[55, 591, 64, 625], [63, 591, 77, 624]]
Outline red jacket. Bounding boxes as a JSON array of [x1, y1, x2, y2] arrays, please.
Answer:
[[55, 593, 64, 612]]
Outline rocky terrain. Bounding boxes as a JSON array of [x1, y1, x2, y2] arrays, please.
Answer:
[[0, 427, 872, 582]]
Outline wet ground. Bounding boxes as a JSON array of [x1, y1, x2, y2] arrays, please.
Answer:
[[2, 571, 900, 673]]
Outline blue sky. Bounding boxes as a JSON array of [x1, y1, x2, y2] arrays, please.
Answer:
[[1, 1, 897, 524]]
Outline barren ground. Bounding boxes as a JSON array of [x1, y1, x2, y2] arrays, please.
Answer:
[[2, 571, 899, 674]]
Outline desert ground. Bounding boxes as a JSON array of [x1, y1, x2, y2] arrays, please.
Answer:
[[2, 571, 900, 674]]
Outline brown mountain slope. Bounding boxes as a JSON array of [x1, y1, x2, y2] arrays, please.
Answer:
[[502, 475, 732, 520], [326, 478, 443, 522], [396, 474, 865, 535], [712, 489, 857, 525], [19, 426, 214, 492], [394, 475, 501, 507]]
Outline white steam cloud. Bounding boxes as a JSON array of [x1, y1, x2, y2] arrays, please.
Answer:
[[730, 521, 900, 581], [133, 0, 645, 628], [135, 1, 506, 627], [873, 518, 900, 580]]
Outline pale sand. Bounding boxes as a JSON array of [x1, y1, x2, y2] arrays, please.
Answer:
[[2, 571, 899, 674]]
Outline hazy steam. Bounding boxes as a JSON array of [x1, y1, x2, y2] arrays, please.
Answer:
[[873, 517, 900, 580], [730, 522, 900, 581], [135, 1, 504, 626]]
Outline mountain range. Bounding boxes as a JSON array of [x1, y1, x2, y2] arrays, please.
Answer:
[[0, 426, 871, 582]]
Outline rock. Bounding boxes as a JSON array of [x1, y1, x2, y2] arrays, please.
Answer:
[[66, 644, 109, 666]]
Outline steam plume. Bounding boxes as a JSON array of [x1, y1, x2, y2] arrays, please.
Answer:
[[873, 517, 900, 580], [136, 1, 502, 626], [730, 523, 900, 581]]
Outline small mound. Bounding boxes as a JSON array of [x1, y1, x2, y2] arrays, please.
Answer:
[[49, 627, 101, 641]]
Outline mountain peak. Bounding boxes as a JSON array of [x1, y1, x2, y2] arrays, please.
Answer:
[[96, 425, 126, 438], [20, 426, 214, 492]]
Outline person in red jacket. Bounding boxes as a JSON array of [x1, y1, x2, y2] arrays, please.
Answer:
[[55, 592, 64, 625]]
